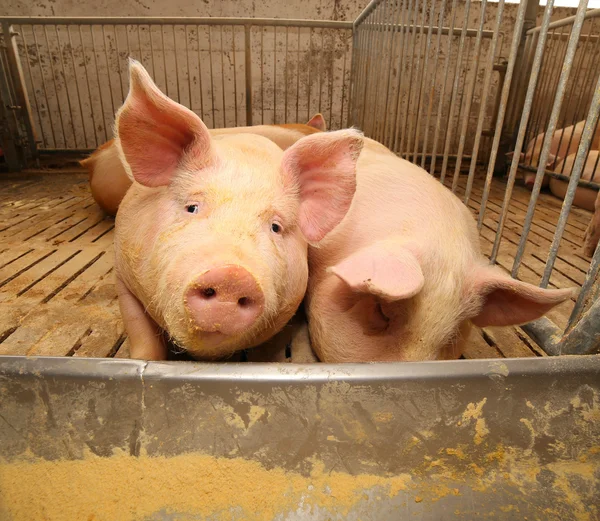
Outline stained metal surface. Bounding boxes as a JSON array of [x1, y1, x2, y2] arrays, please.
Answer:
[[0, 355, 599, 520]]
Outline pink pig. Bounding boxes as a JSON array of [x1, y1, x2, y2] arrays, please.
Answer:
[[550, 151, 600, 212], [513, 121, 600, 189], [114, 60, 362, 360], [306, 139, 575, 362]]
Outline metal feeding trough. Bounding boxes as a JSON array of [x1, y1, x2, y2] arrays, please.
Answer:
[[1, 355, 599, 520]]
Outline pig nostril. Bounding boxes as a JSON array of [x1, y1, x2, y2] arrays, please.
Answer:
[[202, 288, 216, 298], [238, 297, 250, 307]]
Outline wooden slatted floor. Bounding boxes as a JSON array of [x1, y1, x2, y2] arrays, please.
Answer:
[[0, 169, 593, 361]]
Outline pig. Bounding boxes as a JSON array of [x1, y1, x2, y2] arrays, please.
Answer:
[[114, 60, 362, 360], [509, 120, 600, 189], [583, 189, 600, 258], [306, 139, 575, 362], [80, 114, 328, 216], [549, 151, 600, 212]]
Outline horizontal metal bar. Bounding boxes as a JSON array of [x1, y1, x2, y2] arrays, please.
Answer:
[[0, 16, 353, 29], [527, 7, 600, 34], [353, 0, 384, 28], [518, 163, 600, 190], [360, 22, 495, 38]]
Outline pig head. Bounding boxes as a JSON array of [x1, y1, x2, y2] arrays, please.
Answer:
[[306, 146, 575, 362], [114, 59, 362, 360]]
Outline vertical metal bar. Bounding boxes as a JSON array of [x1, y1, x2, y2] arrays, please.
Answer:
[[477, 0, 535, 231], [367, 0, 388, 137], [113, 25, 125, 102], [464, 0, 505, 205], [43, 25, 68, 147], [285, 27, 289, 122], [101, 25, 117, 124], [380, 0, 402, 144], [244, 24, 252, 126], [147, 26, 157, 76], [411, 0, 438, 163], [78, 25, 99, 147], [420, 0, 447, 167], [184, 26, 193, 115], [159, 26, 168, 95], [327, 29, 336, 129], [4, 23, 39, 156], [350, 16, 367, 127], [307, 27, 313, 122], [273, 26, 277, 124], [391, 0, 412, 151], [196, 26, 205, 121], [439, 0, 472, 184], [296, 27, 301, 124], [231, 26, 238, 128], [568, 234, 600, 331], [374, 0, 397, 144], [318, 28, 325, 115], [173, 26, 182, 104], [541, 79, 600, 287], [33, 25, 58, 148], [21, 26, 48, 148], [90, 26, 109, 142], [207, 26, 216, 126], [260, 26, 264, 124], [339, 30, 349, 129], [219, 25, 226, 126], [360, 10, 377, 131], [451, 0, 487, 192], [54, 25, 78, 148], [512, 0, 590, 278], [428, 0, 458, 175], [506, 33, 531, 134]]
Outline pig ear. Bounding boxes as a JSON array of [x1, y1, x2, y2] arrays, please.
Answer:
[[328, 241, 424, 302], [115, 59, 212, 187], [546, 153, 558, 169], [306, 113, 327, 132], [470, 265, 575, 327], [282, 129, 363, 242]]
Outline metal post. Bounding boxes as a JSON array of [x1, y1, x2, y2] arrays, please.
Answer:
[[244, 24, 252, 126], [0, 50, 23, 170], [2, 22, 38, 162]]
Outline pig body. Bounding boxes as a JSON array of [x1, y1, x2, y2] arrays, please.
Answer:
[[583, 188, 600, 258], [81, 117, 326, 216], [307, 140, 574, 362], [550, 151, 600, 212], [114, 61, 362, 360], [518, 121, 600, 189]]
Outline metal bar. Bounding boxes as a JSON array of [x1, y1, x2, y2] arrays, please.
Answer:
[[244, 24, 252, 126], [390, 0, 410, 150], [101, 25, 117, 126], [33, 26, 58, 148], [273, 26, 277, 124], [352, 14, 368, 128], [517, 164, 600, 190], [339, 33, 349, 129], [428, 0, 458, 175], [113, 25, 125, 102], [78, 25, 99, 147], [540, 78, 600, 287], [307, 27, 313, 122], [295, 27, 300, 125], [173, 25, 182, 104], [359, 8, 376, 131], [4, 23, 39, 158], [512, 0, 589, 279], [527, 8, 600, 34], [411, 0, 437, 163], [368, 0, 390, 139], [451, 0, 487, 192], [354, 0, 383, 28], [147, 25, 157, 77], [284, 26, 289, 122], [260, 26, 264, 124], [398, 0, 421, 153], [196, 26, 205, 121], [476, 0, 533, 230], [318, 28, 325, 116], [0, 31, 23, 169], [219, 25, 226, 126], [567, 235, 600, 331], [43, 25, 68, 147], [231, 26, 238, 128], [184, 26, 193, 116], [419, 0, 446, 168], [207, 26, 216, 126], [21, 26, 47, 148], [439, 0, 472, 184], [158, 25, 168, 95], [0, 17, 355, 29], [327, 29, 335, 128], [54, 25, 78, 148], [89, 26, 109, 142], [464, 0, 504, 205]]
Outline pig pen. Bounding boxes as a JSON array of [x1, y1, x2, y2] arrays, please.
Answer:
[[1, 1, 600, 520]]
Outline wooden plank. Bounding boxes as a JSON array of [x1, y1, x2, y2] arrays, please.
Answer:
[[461, 328, 503, 359], [482, 326, 538, 359]]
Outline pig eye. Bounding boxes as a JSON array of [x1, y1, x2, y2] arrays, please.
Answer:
[[186, 204, 200, 214], [271, 222, 283, 234]]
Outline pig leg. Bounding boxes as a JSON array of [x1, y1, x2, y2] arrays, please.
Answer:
[[116, 277, 168, 360], [583, 194, 600, 257]]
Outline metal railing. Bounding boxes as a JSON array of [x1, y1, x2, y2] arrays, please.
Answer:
[[0, 17, 353, 156]]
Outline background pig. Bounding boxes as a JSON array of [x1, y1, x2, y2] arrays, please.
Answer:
[[80, 114, 328, 216], [306, 140, 575, 362], [114, 60, 362, 360], [583, 189, 600, 258], [549, 151, 600, 212], [510, 120, 600, 189]]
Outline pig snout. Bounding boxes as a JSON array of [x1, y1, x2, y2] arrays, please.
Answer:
[[185, 265, 265, 336], [524, 173, 536, 189]]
